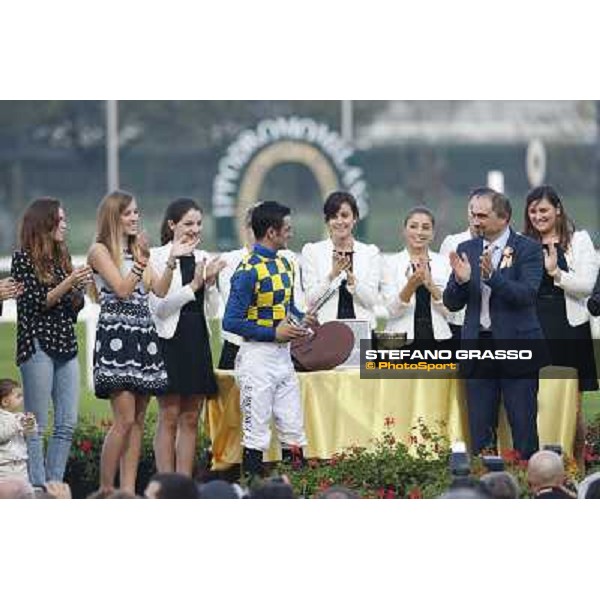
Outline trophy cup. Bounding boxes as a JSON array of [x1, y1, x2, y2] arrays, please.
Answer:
[[289, 271, 354, 371]]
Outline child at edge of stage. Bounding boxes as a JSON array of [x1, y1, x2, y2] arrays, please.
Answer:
[[0, 378, 37, 483]]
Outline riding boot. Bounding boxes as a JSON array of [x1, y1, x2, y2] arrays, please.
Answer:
[[242, 447, 264, 481]]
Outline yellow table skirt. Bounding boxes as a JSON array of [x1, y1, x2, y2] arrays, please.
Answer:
[[205, 367, 578, 469]]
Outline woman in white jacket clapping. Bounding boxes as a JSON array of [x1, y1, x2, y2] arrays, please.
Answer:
[[301, 191, 380, 330], [523, 185, 599, 467], [149, 198, 225, 476], [381, 206, 452, 344]]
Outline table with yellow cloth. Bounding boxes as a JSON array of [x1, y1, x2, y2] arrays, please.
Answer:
[[204, 367, 578, 469]]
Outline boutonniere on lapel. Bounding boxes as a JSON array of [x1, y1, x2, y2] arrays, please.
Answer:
[[499, 246, 514, 269]]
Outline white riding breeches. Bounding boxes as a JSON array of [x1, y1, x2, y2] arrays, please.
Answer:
[[235, 340, 307, 452]]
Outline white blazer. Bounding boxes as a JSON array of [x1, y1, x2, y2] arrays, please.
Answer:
[[217, 247, 305, 345], [149, 243, 220, 340], [381, 249, 452, 341], [301, 238, 380, 328], [552, 230, 600, 326]]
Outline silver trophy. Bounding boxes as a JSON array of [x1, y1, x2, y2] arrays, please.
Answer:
[[288, 271, 348, 331]]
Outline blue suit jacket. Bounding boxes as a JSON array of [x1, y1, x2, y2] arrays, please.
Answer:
[[443, 228, 547, 375]]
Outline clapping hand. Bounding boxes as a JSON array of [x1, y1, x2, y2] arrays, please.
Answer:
[[418, 261, 442, 297], [190, 258, 206, 293], [330, 251, 351, 281], [70, 265, 94, 290], [410, 261, 430, 287], [449, 251, 472, 284], [136, 231, 151, 263], [171, 235, 199, 259], [205, 255, 227, 287], [0, 277, 24, 301]]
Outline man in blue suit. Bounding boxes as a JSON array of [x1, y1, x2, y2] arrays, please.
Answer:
[[443, 188, 547, 460]]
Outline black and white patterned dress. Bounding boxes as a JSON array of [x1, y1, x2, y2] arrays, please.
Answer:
[[93, 251, 168, 399]]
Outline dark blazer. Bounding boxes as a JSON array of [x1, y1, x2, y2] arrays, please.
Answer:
[[443, 228, 547, 376]]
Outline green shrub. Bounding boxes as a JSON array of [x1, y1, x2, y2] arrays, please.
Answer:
[[279, 418, 453, 499], [278, 418, 586, 499]]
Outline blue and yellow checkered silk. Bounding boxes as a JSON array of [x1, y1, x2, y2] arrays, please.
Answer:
[[236, 253, 295, 328]]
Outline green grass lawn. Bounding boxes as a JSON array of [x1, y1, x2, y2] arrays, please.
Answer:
[[1, 321, 599, 422]]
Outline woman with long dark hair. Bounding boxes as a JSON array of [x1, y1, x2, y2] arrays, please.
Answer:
[[149, 198, 225, 476], [11, 198, 92, 488], [523, 185, 599, 468], [88, 190, 194, 493]]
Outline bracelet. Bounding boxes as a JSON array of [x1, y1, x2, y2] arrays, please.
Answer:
[[131, 263, 145, 278]]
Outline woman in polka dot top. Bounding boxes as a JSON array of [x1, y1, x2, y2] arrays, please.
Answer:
[[11, 197, 93, 488]]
